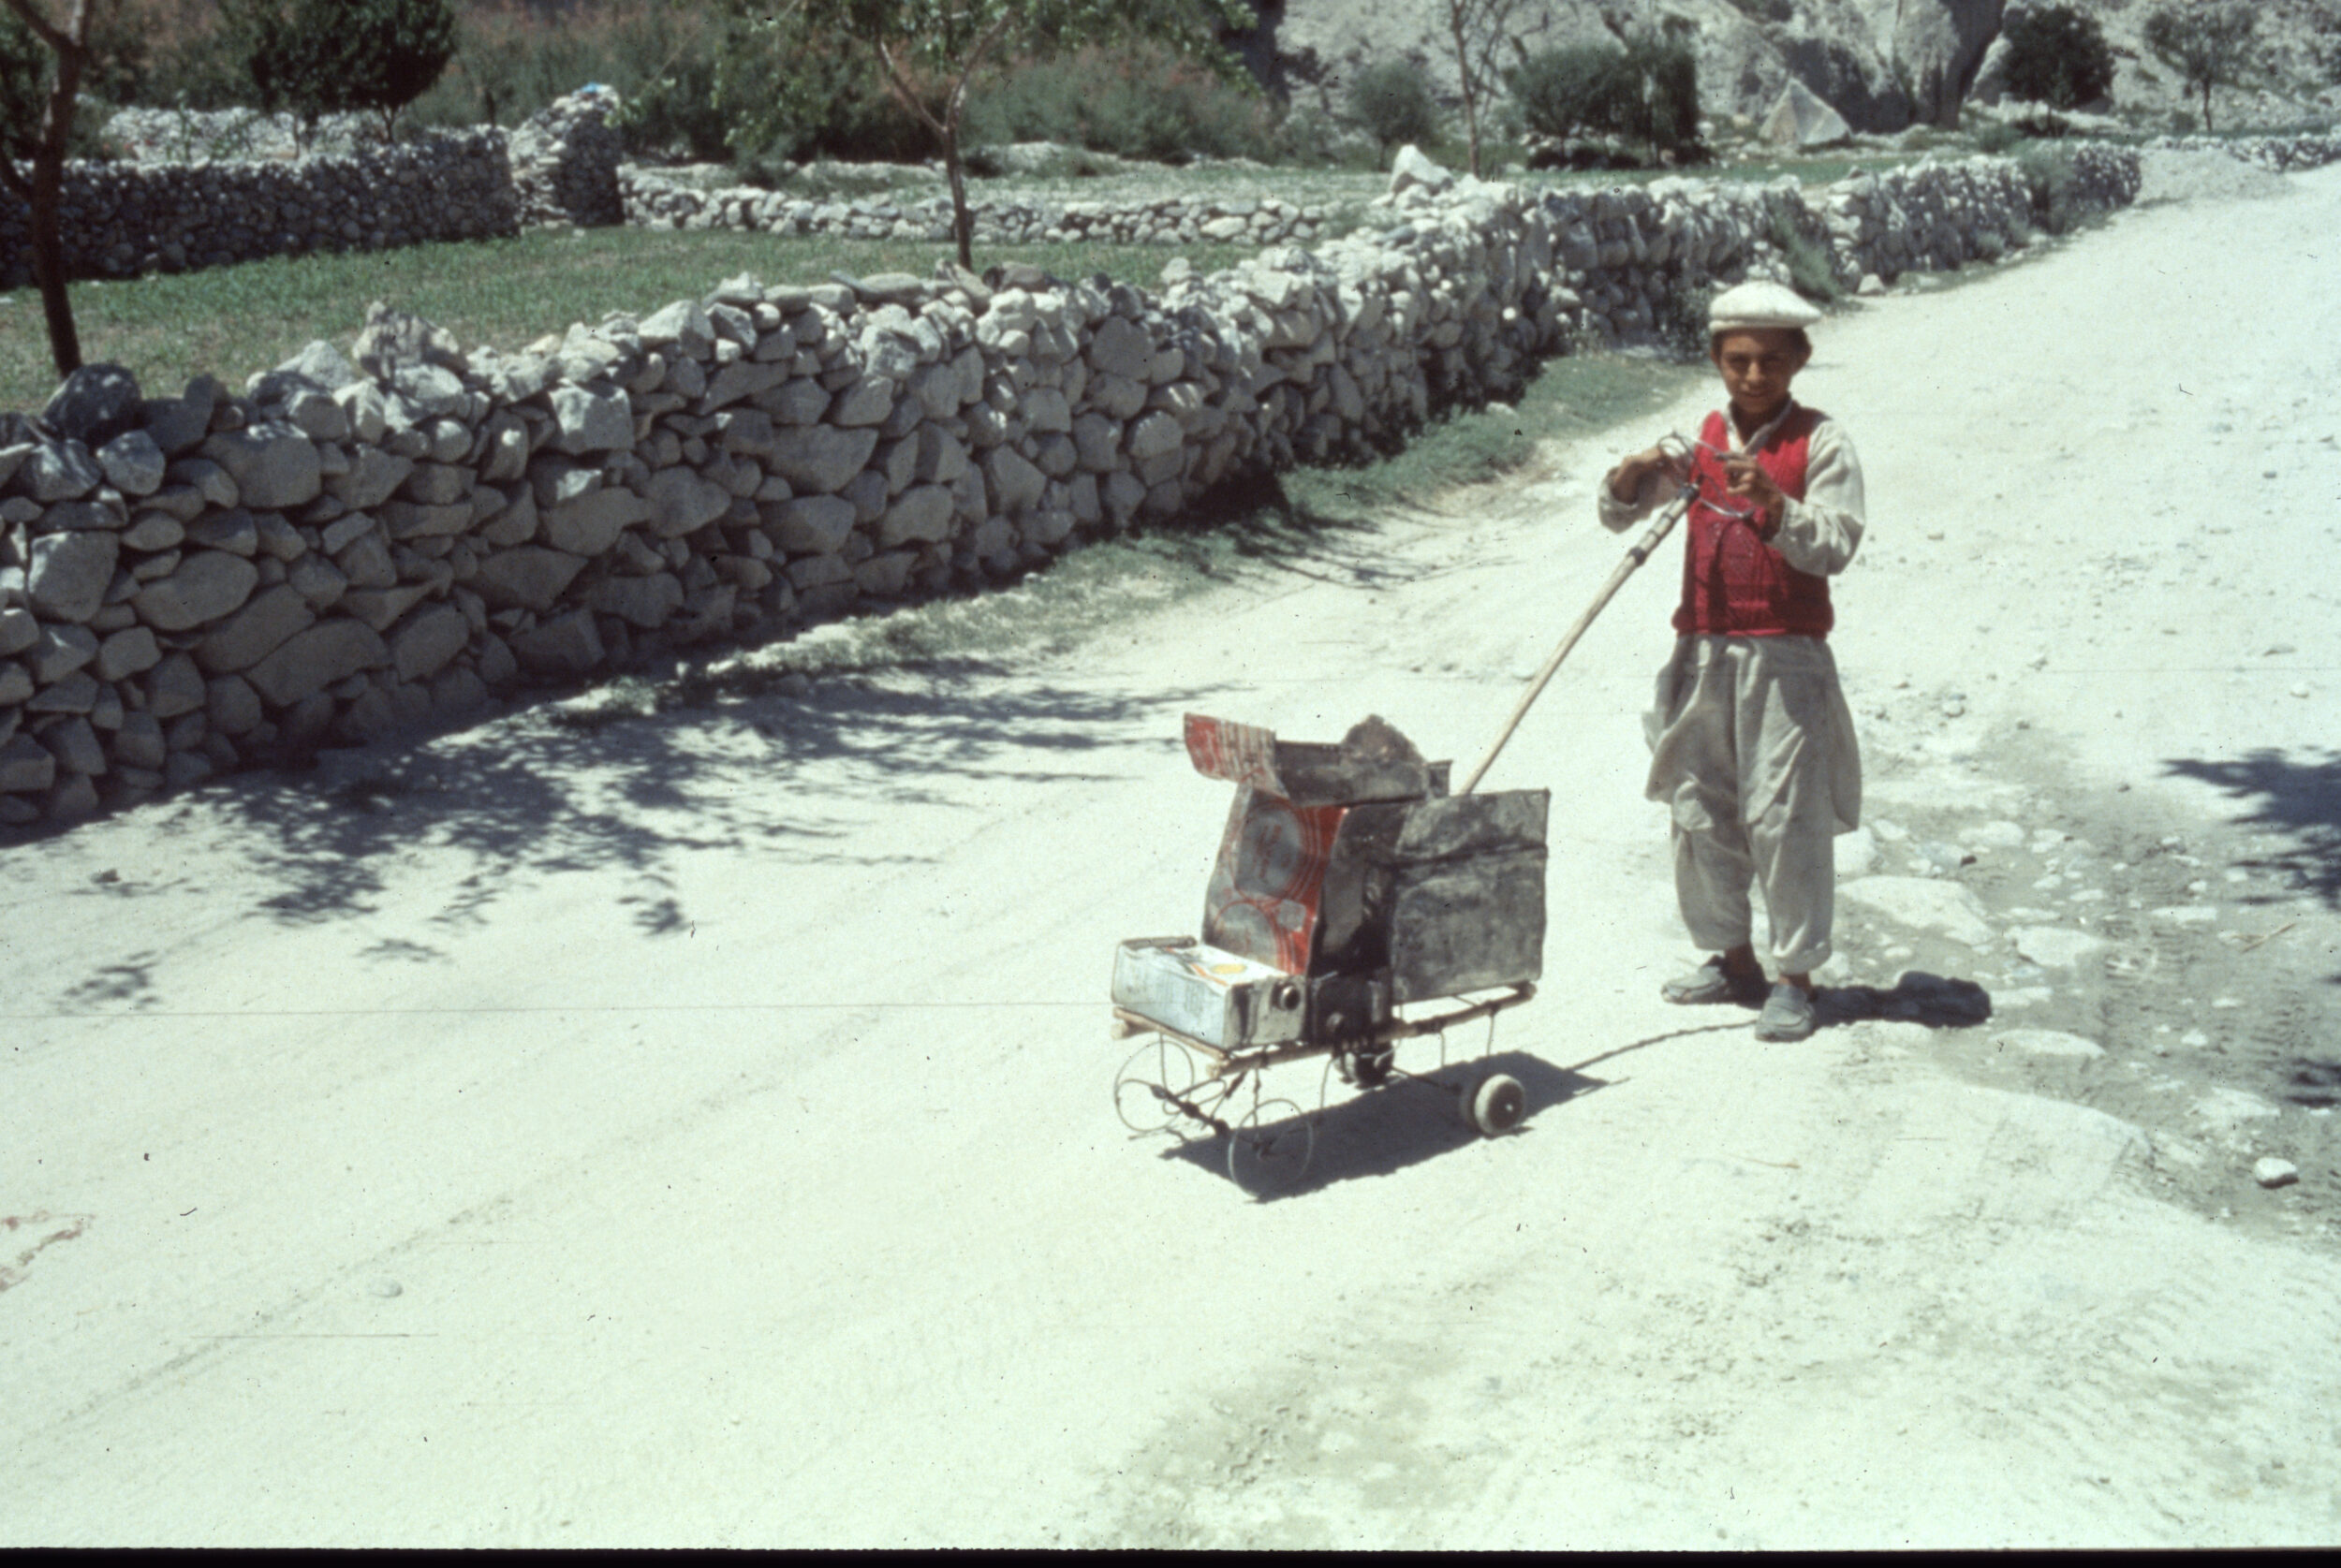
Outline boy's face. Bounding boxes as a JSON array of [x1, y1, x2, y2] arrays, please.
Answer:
[[1710, 329, 1811, 422]]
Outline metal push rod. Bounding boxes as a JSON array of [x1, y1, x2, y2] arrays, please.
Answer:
[[1457, 484, 1694, 797]]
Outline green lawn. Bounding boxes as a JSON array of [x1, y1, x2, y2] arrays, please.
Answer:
[[0, 227, 1265, 413], [0, 132, 2048, 411]]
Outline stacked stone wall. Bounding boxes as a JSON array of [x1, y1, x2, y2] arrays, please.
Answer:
[[2139, 130, 2341, 172], [0, 138, 2328, 828], [621, 170, 1334, 247], [0, 132, 517, 286], [509, 90, 626, 228]]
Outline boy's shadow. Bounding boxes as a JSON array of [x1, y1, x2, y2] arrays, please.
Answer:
[[1818, 970, 1993, 1029]]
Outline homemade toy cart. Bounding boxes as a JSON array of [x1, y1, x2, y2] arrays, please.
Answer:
[[1111, 712, 1550, 1194]]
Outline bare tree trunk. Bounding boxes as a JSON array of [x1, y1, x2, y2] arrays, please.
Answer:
[[27, 165, 80, 375], [944, 116, 973, 270], [2, 0, 95, 379], [1451, 12, 1480, 178]]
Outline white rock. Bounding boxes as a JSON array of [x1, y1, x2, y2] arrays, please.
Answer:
[[1989, 1029, 2104, 1059], [2010, 926, 2109, 969], [96, 430, 167, 497], [2196, 1086, 2281, 1135], [1838, 875, 1995, 946], [2253, 1157, 2300, 1189]]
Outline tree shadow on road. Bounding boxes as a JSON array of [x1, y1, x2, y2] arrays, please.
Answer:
[[177, 656, 1224, 941], [2163, 746, 2341, 919]]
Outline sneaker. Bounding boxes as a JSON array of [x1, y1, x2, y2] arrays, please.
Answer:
[[1661, 954, 1769, 1007], [1754, 982, 1818, 1042]]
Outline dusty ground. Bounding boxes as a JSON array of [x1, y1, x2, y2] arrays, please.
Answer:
[[4, 155, 2339, 1546]]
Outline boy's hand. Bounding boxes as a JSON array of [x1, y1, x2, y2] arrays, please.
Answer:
[[1723, 457, 1787, 530], [1608, 445, 1686, 503]]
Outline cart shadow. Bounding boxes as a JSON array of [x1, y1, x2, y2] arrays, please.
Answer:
[[1157, 1050, 1605, 1199]]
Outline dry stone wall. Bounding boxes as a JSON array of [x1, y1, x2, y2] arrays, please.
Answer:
[[2140, 131, 2341, 173], [0, 138, 2330, 828], [0, 132, 517, 286], [509, 90, 627, 228], [621, 170, 1334, 248]]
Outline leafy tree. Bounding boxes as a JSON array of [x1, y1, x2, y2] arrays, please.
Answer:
[[231, 0, 455, 147], [2142, 2, 2259, 134], [740, 0, 1249, 270], [1, 0, 100, 376], [1619, 22, 1701, 162], [2310, 4, 2341, 86], [1345, 57, 1440, 160], [2002, 4, 2116, 110], [1506, 42, 1634, 143], [1436, 0, 1524, 177], [1507, 24, 1701, 164]]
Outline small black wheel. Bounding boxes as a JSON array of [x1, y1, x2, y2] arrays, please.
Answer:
[[1339, 1041, 1393, 1088], [1469, 1073, 1526, 1137], [1113, 1033, 1200, 1133], [1227, 1098, 1313, 1194]]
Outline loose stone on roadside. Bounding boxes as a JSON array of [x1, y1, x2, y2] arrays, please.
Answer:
[[2253, 1157, 2301, 1189]]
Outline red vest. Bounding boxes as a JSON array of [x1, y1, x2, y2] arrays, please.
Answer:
[[1675, 405, 1833, 638]]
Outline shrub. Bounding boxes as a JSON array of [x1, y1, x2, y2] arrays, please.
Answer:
[[1508, 43, 1635, 141], [406, 0, 614, 129], [1656, 282, 1715, 361], [2002, 4, 2116, 110], [2142, 3, 2259, 134], [616, 11, 733, 162], [966, 39, 1275, 164], [228, 0, 457, 143], [742, 42, 934, 166], [1971, 118, 2022, 154], [1345, 56, 1440, 157], [4, 0, 159, 153], [1767, 209, 1843, 302], [1624, 26, 1702, 159], [2015, 141, 2085, 232], [1507, 29, 1702, 163]]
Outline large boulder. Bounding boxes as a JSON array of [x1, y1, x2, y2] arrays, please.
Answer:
[[1761, 78, 1855, 148], [1265, 0, 1915, 133], [43, 363, 143, 446], [1892, 0, 2004, 126]]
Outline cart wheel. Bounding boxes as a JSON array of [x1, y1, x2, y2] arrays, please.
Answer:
[[1227, 1098, 1313, 1195], [1113, 1033, 1201, 1134], [1469, 1074, 1526, 1137], [1340, 1041, 1394, 1089]]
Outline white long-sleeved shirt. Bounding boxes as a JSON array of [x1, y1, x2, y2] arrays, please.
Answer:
[[1597, 403, 1867, 579]]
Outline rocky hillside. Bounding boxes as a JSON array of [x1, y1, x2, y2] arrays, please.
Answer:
[[1248, 0, 2340, 134]]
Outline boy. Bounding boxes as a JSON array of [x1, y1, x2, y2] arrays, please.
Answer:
[[1597, 280, 1866, 1043]]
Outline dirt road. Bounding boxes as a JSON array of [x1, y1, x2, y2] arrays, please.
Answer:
[[5, 156, 2339, 1546]]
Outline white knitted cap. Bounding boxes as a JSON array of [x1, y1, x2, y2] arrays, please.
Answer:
[[1708, 280, 1822, 333]]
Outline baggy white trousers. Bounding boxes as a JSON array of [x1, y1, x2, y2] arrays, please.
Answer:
[[1643, 634, 1862, 975]]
